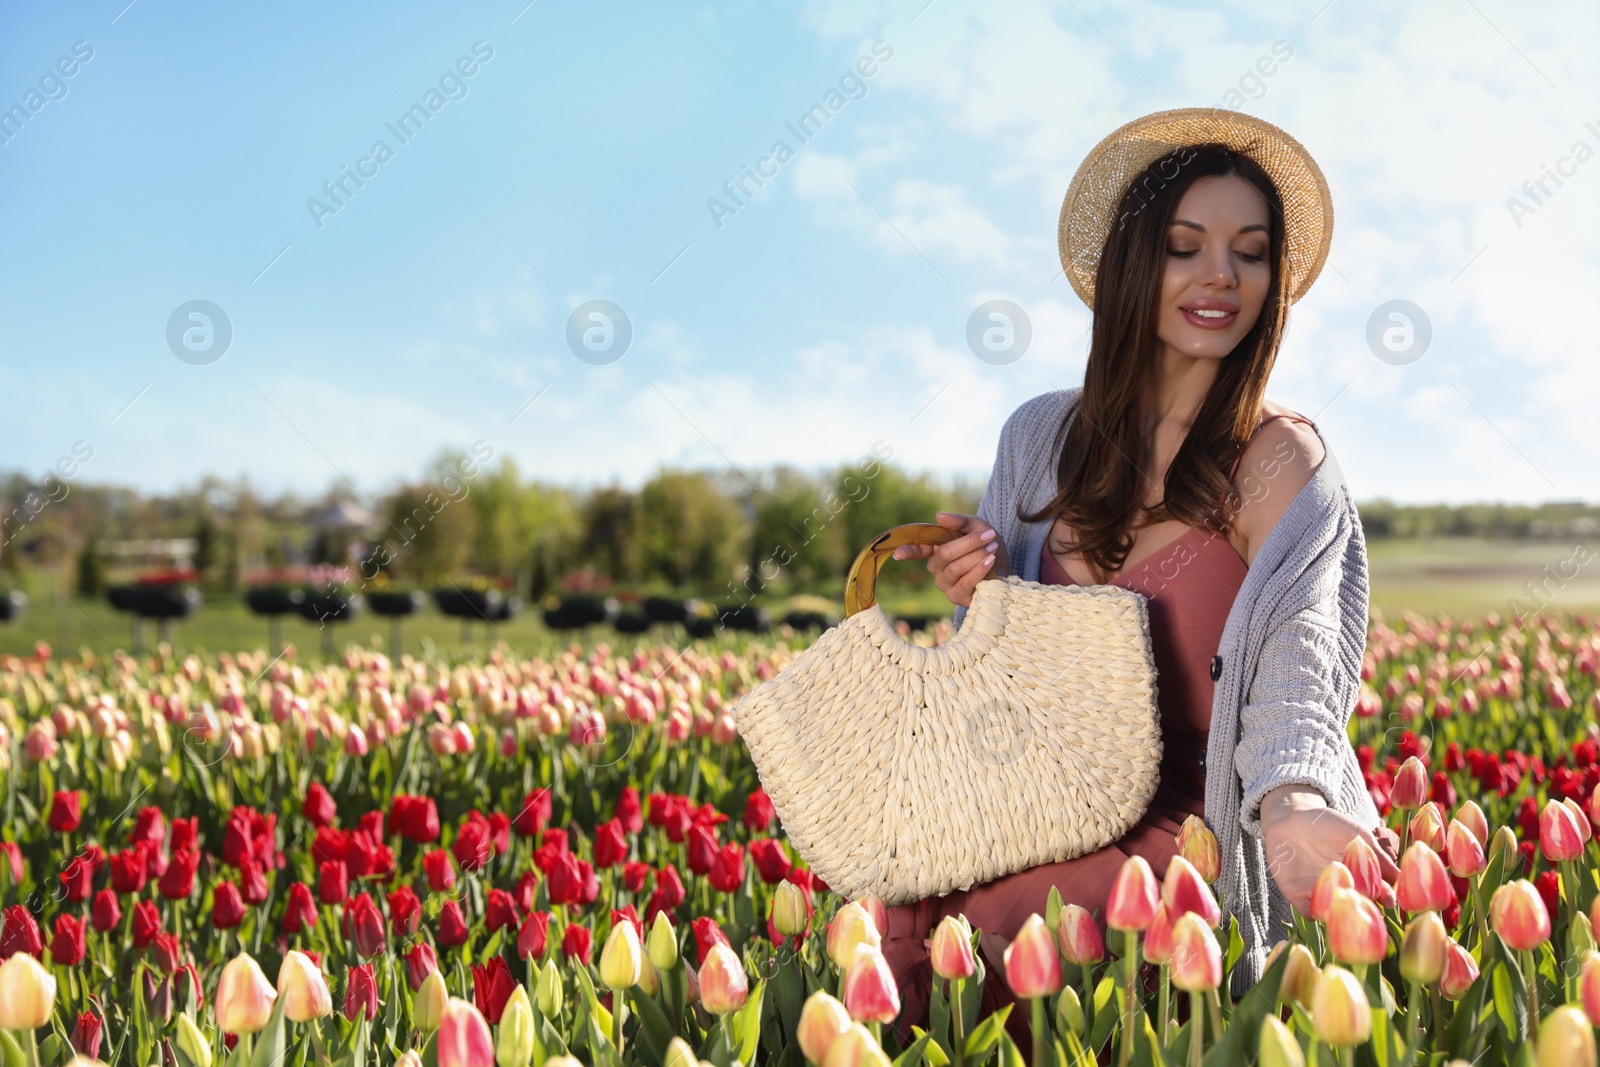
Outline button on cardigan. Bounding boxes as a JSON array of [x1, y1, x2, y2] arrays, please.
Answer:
[[951, 386, 1380, 994]]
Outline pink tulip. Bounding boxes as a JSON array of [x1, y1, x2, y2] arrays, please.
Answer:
[[1308, 862, 1355, 922], [1579, 951, 1600, 1027], [1341, 838, 1387, 900], [1142, 905, 1175, 966], [1446, 820, 1486, 877], [796, 991, 852, 1065], [1326, 888, 1388, 966], [1391, 757, 1427, 810], [437, 997, 494, 1067], [1408, 803, 1447, 853], [1395, 843, 1452, 913], [929, 915, 975, 981], [1161, 855, 1221, 927], [1168, 913, 1222, 992], [1563, 798, 1593, 845], [1056, 904, 1105, 966], [1542, 800, 1586, 861], [1106, 856, 1159, 932], [1002, 914, 1061, 999], [1455, 800, 1489, 846], [842, 945, 900, 1024], [1490, 880, 1551, 951], [1440, 937, 1480, 1000], [698, 943, 749, 1015]]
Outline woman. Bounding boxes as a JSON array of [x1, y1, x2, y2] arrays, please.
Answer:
[[881, 108, 1399, 1049]]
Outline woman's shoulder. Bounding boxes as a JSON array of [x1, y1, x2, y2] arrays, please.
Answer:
[[1231, 398, 1337, 561], [998, 386, 1081, 447]]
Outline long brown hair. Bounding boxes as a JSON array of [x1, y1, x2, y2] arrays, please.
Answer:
[[1019, 142, 1291, 582]]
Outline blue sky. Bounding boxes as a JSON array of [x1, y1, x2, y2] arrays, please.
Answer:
[[1, 0, 1595, 506]]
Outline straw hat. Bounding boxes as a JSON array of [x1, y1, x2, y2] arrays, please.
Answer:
[[1057, 107, 1334, 310]]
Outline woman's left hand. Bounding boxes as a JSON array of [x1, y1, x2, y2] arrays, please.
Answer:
[[1259, 784, 1400, 913]]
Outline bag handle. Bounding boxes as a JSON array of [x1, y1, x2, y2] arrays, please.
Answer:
[[843, 522, 961, 617]]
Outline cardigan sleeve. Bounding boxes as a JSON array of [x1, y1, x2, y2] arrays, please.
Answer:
[[952, 408, 1020, 634], [1232, 526, 1366, 838]]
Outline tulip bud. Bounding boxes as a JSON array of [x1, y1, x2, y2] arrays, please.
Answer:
[[1538, 1005, 1597, 1067], [1162, 855, 1221, 927], [1487, 826, 1519, 871], [1490, 880, 1552, 951], [1055, 985, 1084, 1037], [438, 998, 495, 1067], [698, 943, 749, 1015], [1399, 911, 1448, 984], [1341, 837, 1387, 900], [1168, 912, 1222, 992], [930, 915, 975, 981], [1142, 905, 1175, 967], [1455, 800, 1489, 846], [1057, 904, 1105, 966], [215, 952, 277, 1034], [842, 945, 900, 1024], [1564, 798, 1593, 845], [1391, 757, 1427, 810], [826, 902, 881, 971], [1541, 799, 1586, 862], [1439, 937, 1479, 1000], [1259, 1014, 1306, 1067], [1106, 855, 1160, 932], [1446, 819, 1487, 877], [1266, 941, 1320, 1009], [599, 920, 642, 991], [495, 986, 535, 1067], [1396, 842, 1453, 913], [533, 959, 563, 1019], [1312, 965, 1371, 1046], [1327, 888, 1389, 966], [176, 1013, 213, 1067], [277, 950, 333, 1022], [1308, 861, 1355, 922], [415, 970, 448, 1033], [664, 1037, 699, 1067], [0, 951, 57, 1030], [797, 991, 852, 1065], [1003, 913, 1062, 999], [768, 882, 808, 938], [1579, 951, 1600, 1027], [1408, 802, 1447, 852], [1176, 815, 1221, 883], [1572, 913, 1596, 959], [647, 912, 679, 971], [396, 1054, 423, 1067], [819, 1023, 892, 1067]]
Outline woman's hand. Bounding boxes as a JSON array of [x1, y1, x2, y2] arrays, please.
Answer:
[[1259, 784, 1400, 914], [890, 511, 1010, 609]]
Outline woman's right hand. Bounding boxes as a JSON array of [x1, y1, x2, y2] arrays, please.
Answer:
[[890, 511, 1010, 609]]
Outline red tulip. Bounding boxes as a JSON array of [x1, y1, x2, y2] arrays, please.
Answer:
[[50, 914, 86, 965], [687, 824, 719, 877], [469, 957, 517, 1024], [647, 865, 687, 922], [302, 782, 337, 827], [518, 911, 550, 961], [424, 850, 457, 893], [90, 889, 121, 933], [693, 916, 732, 967], [343, 962, 378, 1021], [1326, 888, 1388, 965], [213, 882, 246, 930], [1541, 799, 1586, 862], [48, 790, 81, 833], [346, 893, 386, 958], [709, 843, 746, 894], [70, 1011, 102, 1060], [562, 923, 592, 965], [131, 900, 161, 947], [1107, 855, 1159, 931], [151, 932, 183, 974], [436, 900, 469, 949], [748, 838, 792, 884], [1391, 757, 1427, 810], [283, 882, 318, 935], [486, 812, 510, 858], [1162, 855, 1221, 927], [744, 789, 776, 831], [547, 852, 585, 906], [512, 789, 551, 837], [1490, 880, 1551, 951], [387, 885, 421, 937], [1396, 843, 1453, 913], [1003, 913, 1061, 998], [0, 904, 43, 958], [59, 856, 92, 904], [593, 819, 628, 869], [615, 786, 643, 835], [0, 842, 23, 887], [131, 806, 164, 849], [239, 859, 269, 906], [170, 817, 198, 853], [111, 848, 148, 895], [485, 889, 519, 934], [623, 861, 651, 894], [159, 849, 200, 901], [404, 943, 438, 992], [1057, 904, 1105, 966], [318, 861, 349, 906], [452, 814, 492, 873]]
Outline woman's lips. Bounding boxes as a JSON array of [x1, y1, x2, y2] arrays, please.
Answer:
[[1180, 307, 1237, 330]]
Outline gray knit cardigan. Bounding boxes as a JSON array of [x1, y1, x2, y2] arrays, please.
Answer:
[[951, 386, 1380, 994]]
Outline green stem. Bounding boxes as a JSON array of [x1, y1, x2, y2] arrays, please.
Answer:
[[1120, 930, 1139, 1067], [1406, 979, 1420, 1065], [1204, 988, 1222, 1039], [1158, 964, 1170, 1043], [1470, 873, 1489, 950], [1188, 990, 1203, 1067], [23, 1030, 39, 1067], [613, 997, 626, 1056], [1341, 1046, 1355, 1067], [951, 977, 966, 1067], [1031, 996, 1048, 1067], [1522, 946, 1541, 1040]]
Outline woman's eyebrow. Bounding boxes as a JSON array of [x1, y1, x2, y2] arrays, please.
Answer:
[[1170, 219, 1269, 235]]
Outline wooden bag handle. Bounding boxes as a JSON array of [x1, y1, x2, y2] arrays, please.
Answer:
[[843, 522, 961, 618]]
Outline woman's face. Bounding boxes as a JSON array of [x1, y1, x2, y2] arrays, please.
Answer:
[[1155, 173, 1273, 362]]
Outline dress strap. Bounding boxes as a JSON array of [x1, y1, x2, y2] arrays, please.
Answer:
[[1227, 412, 1315, 480]]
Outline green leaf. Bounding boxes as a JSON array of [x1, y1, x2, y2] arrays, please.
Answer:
[[891, 1033, 932, 1067], [1491, 954, 1526, 1042], [627, 986, 674, 1063], [250, 995, 288, 1067], [911, 1028, 950, 1067], [0, 1029, 24, 1067], [1222, 915, 1244, 977], [1202, 937, 1288, 1067], [964, 1004, 1013, 1059], [729, 977, 766, 1063]]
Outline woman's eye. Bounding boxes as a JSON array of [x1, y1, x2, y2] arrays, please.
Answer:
[[1237, 251, 1265, 263], [1167, 248, 1196, 258]]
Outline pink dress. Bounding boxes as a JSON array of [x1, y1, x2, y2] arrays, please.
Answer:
[[881, 412, 1313, 1050]]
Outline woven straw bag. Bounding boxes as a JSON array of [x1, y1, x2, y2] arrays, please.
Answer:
[[729, 522, 1162, 906]]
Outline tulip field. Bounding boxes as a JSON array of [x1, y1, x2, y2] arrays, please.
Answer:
[[0, 608, 1598, 1067]]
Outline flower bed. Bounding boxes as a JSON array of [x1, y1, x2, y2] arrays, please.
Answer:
[[0, 608, 1593, 1066]]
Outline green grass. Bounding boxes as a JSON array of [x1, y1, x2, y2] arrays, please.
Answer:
[[0, 536, 1592, 658]]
